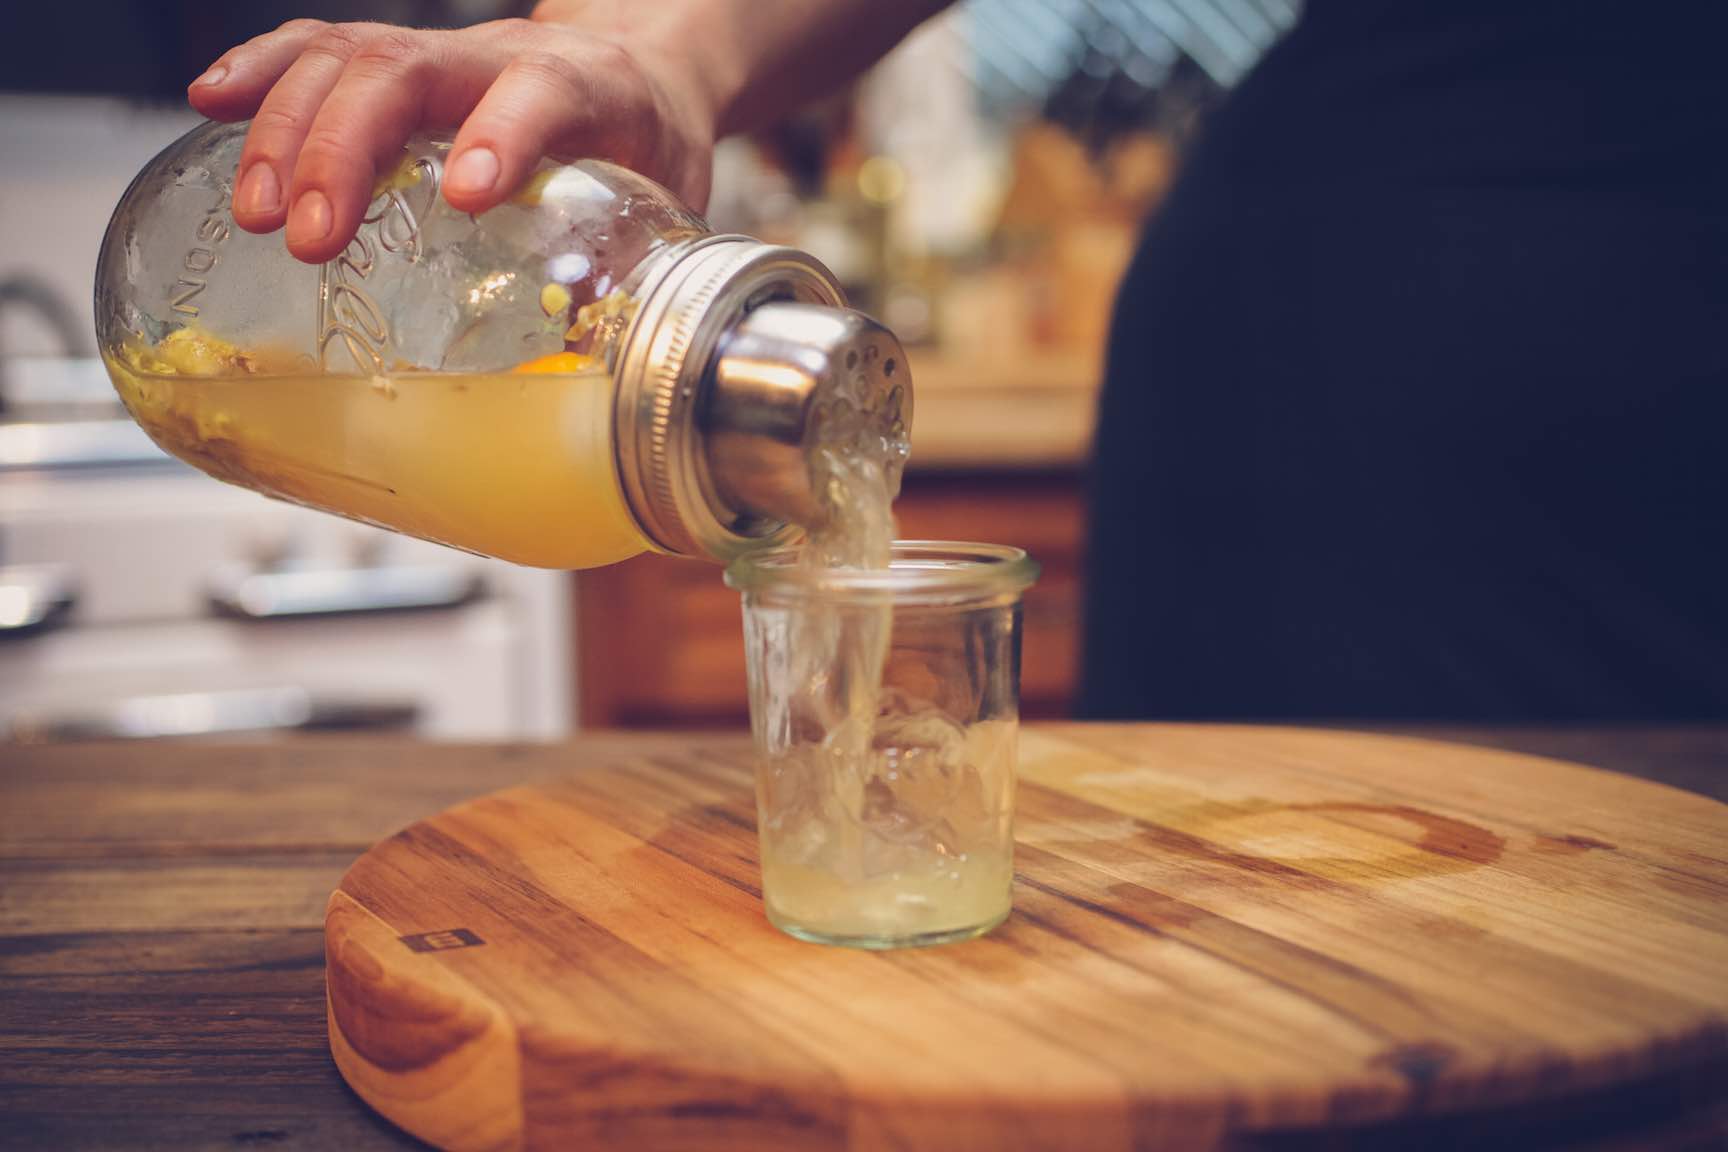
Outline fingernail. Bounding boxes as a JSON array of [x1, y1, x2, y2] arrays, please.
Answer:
[[194, 64, 228, 87], [237, 164, 281, 216], [287, 190, 332, 245], [446, 147, 500, 196]]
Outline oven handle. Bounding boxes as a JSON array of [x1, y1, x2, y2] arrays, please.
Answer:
[[0, 564, 77, 638], [208, 564, 483, 620], [7, 687, 419, 743]]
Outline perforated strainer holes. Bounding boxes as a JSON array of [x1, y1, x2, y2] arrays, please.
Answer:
[[884, 358, 897, 378], [846, 349, 859, 371]]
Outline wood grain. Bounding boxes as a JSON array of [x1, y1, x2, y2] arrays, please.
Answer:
[[324, 726, 1728, 1151], [3, 729, 1722, 1151], [0, 735, 698, 1152]]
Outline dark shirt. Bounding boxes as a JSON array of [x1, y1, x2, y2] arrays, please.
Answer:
[[1081, 0, 1728, 721]]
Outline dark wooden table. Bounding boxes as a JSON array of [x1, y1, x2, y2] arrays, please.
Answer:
[[2, 727, 1724, 1151]]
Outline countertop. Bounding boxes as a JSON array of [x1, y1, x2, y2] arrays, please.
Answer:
[[2, 726, 1724, 1150]]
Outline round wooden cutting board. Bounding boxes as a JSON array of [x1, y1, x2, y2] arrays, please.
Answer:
[[325, 725, 1728, 1151]]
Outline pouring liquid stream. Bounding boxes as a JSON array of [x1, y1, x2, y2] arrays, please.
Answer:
[[755, 360, 1017, 942]]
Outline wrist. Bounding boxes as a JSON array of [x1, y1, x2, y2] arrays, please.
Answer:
[[530, 0, 743, 141]]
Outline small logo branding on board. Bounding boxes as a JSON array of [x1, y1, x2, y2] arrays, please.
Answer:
[[400, 928, 485, 953]]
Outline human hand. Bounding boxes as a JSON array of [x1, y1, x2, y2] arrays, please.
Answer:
[[189, 15, 718, 263]]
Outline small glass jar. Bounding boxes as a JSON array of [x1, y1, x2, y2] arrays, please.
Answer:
[[726, 541, 1039, 948]]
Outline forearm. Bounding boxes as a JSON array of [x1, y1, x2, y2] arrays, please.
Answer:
[[532, 0, 953, 135]]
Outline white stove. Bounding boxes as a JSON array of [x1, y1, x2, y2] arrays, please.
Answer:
[[0, 358, 572, 742]]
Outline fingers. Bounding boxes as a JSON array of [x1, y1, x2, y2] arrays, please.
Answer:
[[186, 17, 704, 264], [187, 19, 329, 122], [446, 41, 647, 215], [278, 28, 459, 262], [216, 22, 518, 261], [230, 23, 380, 238]]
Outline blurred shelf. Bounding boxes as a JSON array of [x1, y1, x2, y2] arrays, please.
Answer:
[[904, 347, 1100, 472], [907, 347, 1100, 393]]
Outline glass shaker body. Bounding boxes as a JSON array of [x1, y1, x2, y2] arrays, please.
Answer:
[[96, 121, 910, 569]]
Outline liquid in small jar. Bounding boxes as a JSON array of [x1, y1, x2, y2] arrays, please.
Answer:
[[748, 352, 1018, 947]]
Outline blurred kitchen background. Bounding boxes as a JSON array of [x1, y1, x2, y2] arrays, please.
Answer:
[[0, 0, 1294, 740]]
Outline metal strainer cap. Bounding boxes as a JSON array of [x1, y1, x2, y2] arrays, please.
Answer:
[[613, 235, 911, 561]]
